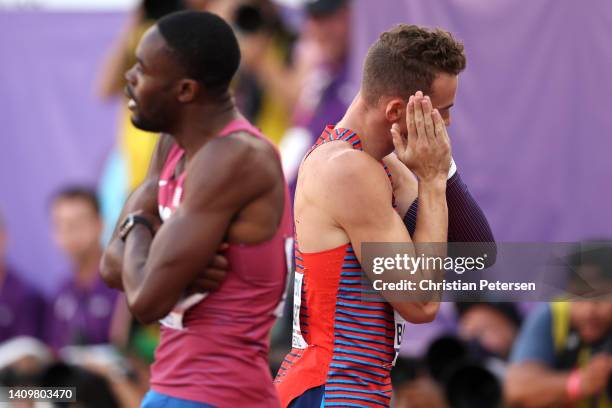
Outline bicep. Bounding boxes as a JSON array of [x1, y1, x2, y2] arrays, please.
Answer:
[[344, 207, 412, 261], [329, 167, 413, 261]]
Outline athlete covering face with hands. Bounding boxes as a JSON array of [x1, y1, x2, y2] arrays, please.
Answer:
[[275, 24, 456, 408]]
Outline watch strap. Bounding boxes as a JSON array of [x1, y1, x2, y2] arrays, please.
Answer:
[[119, 214, 155, 242]]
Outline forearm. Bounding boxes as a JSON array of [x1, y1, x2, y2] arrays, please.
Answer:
[[100, 239, 125, 290], [445, 172, 495, 242], [100, 179, 160, 290], [412, 180, 448, 244], [446, 172, 497, 265], [404, 172, 493, 240], [404, 172, 497, 265], [122, 226, 154, 322], [505, 365, 570, 408], [409, 180, 447, 312]]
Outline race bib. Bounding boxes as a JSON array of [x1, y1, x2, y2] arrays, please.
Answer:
[[393, 310, 406, 365], [291, 272, 308, 349], [159, 292, 208, 330]]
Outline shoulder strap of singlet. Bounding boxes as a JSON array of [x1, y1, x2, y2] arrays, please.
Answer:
[[304, 126, 363, 161], [306, 126, 396, 209], [159, 119, 271, 185], [218, 118, 283, 160], [218, 118, 265, 140], [159, 142, 185, 182]]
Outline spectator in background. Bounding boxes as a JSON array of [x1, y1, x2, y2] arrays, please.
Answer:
[[0, 337, 52, 389], [456, 302, 522, 362], [39, 362, 120, 408], [506, 242, 612, 407], [190, 0, 300, 145], [47, 187, 120, 350], [189, 0, 352, 191], [393, 377, 448, 408], [0, 212, 45, 342], [400, 303, 458, 358], [280, 0, 353, 196]]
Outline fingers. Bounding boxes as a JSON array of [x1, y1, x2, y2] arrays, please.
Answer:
[[413, 91, 427, 141], [432, 109, 450, 147], [190, 268, 227, 292], [422, 96, 436, 143], [203, 267, 226, 282], [210, 253, 229, 270], [189, 245, 230, 294], [187, 278, 222, 293], [391, 123, 406, 153], [406, 97, 418, 148]]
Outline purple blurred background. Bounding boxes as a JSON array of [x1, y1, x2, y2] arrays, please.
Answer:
[[351, 0, 612, 242], [0, 12, 124, 294], [1, 0, 611, 294]]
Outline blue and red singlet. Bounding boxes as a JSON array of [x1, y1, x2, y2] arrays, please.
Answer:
[[275, 127, 405, 408]]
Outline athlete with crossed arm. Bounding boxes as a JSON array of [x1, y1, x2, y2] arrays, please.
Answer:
[[100, 11, 292, 408]]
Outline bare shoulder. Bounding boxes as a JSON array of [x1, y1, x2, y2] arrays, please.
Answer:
[[191, 131, 277, 174], [183, 131, 280, 207], [303, 142, 392, 201]]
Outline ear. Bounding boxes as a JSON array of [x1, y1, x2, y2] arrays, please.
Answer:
[[384, 98, 405, 123], [177, 79, 199, 103]]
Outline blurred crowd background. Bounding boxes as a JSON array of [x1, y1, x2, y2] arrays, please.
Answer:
[[1, 0, 611, 406]]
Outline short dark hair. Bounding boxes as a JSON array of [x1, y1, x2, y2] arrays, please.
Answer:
[[362, 24, 466, 105], [157, 11, 241, 95], [51, 186, 100, 215]]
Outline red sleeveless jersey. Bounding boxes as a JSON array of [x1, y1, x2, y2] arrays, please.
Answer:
[[274, 127, 404, 408], [152, 119, 293, 407]]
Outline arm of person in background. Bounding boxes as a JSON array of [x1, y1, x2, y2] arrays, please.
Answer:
[[96, 5, 145, 100], [121, 134, 279, 324], [505, 304, 612, 408], [322, 95, 450, 323], [239, 31, 310, 117], [386, 145, 497, 266]]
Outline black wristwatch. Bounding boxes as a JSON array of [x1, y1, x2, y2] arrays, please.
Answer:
[[119, 214, 155, 242]]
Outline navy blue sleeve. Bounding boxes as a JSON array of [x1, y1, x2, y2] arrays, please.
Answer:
[[403, 171, 497, 265], [510, 303, 556, 365]]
